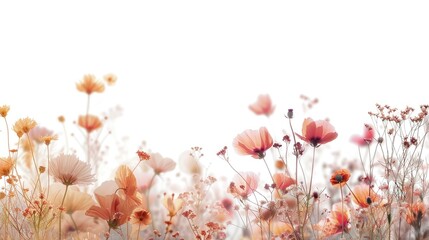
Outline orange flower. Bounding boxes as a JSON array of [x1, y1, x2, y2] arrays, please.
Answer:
[[316, 202, 351, 238], [330, 169, 351, 187], [130, 208, 151, 234], [351, 124, 374, 146], [249, 94, 275, 117], [351, 184, 381, 208], [76, 74, 105, 94], [13, 117, 37, 137], [0, 157, 14, 177], [78, 115, 102, 133], [163, 193, 184, 217], [85, 193, 129, 228], [136, 150, 150, 161], [0, 105, 10, 118], [270, 221, 293, 236], [273, 173, 295, 192], [103, 73, 117, 86], [115, 165, 141, 209], [406, 201, 426, 226], [233, 127, 273, 159], [296, 118, 338, 147]]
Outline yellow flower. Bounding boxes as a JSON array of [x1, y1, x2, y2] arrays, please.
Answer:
[[78, 115, 102, 133], [0, 157, 14, 177], [163, 193, 184, 217], [0, 105, 10, 118], [103, 73, 117, 86], [76, 74, 105, 94], [13, 117, 37, 137]]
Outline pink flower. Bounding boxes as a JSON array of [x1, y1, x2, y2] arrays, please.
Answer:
[[228, 172, 259, 199], [249, 94, 275, 117], [85, 193, 130, 228], [233, 127, 273, 159], [115, 165, 141, 210], [49, 153, 96, 186], [145, 152, 176, 174], [273, 173, 296, 192], [351, 124, 374, 146], [296, 118, 338, 147], [316, 202, 351, 238]]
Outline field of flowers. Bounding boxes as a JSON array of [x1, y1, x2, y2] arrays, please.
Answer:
[[0, 74, 428, 240]]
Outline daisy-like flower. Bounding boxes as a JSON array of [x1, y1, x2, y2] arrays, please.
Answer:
[[49, 153, 96, 186], [296, 118, 338, 147], [0, 157, 14, 177], [233, 127, 273, 159], [103, 73, 117, 86], [78, 115, 103, 133], [163, 193, 184, 217], [76, 74, 105, 94], [351, 124, 374, 146], [0, 105, 10, 118], [351, 184, 381, 208], [228, 172, 259, 199], [13, 117, 37, 137], [330, 169, 351, 187], [249, 94, 275, 117], [145, 152, 176, 174]]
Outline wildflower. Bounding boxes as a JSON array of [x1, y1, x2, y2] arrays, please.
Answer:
[[316, 202, 351, 238], [228, 172, 259, 199], [270, 221, 293, 236], [86, 193, 129, 228], [78, 115, 102, 133], [178, 149, 202, 175], [28, 126, 54, 144], [0, 157, 14, 177], [249, 94, 275, 117], [130, 208, 151, 234], [233, 127, 273, 159], [13, 117, 37, 137], [103, 73, 117, 86], [115, 165, 141, 209], [76, 74, 105, 94], [48, 183, 95, 214], [49, 153, 96, 186], [351, 124, 374, 146], [58, 115, 65, 123], [351, 184, 381, 208], [0, 105, 10, 117], [296, 118, 338, 147], [136, 150, 150, 161], [330, 169, 351, 187], [406, 201, 426, 227], [41, 135, 58, 146], [273, 173, 295, 192], [145, 152, 176, 174], [60, 211, 107, 239], [163, 193, 184, 217]]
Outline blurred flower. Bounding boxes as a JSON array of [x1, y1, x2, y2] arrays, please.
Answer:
[[249, 94, 275, 117], [233, 127, 273, 159], [270, 221, 293, 236], [178, 149, 201, 175], [61, 211, 108, 239], [406, 201, 426, 227], [78, 115, 103, 133], [146, 152, 176, 174], [351, 184, 381, 208], [28, 126, 53, 144], [228, 172, 259, 199], [49, 153, 96, 186], [0, 157, 14, 177], [76, 74, 105, 94], [0, 105, 10, 118], [48, 183, 94, 214], [85, 193, 129, 228], [136, 150, 150, 161], [130, 208, 151, 235], [296, 118, 338, 147], [351, 124, 374, 146], [163, 193, 184, 217], [330, 169, 351, 187], [13, 117, 37, 137], [103, 73, 117, 86], [273, 173, 295, 192], [316, 202, 351, 238]]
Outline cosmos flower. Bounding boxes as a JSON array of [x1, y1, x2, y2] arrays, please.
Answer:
[[145, 152, 176, 174], [78, 115, 103, 133], [13, 117, 37, 137], [249, 94, 275, 117], [130, 208, 152, 235], [49, 153, 96, 186], [351, 124, 374, 146], [0, 157, 14, 177], [76, 74, 105, 94], [0, 105, 10, 118], [351, 184, 382, 208], [103, 73, 117, 86], [330, 169, 351, 187], [228, 172, 259, 199], [316, 202, 351, 238], [273, 173, 295, 192], [296, 118, 338, 147], [115, 165, 141, 209], [163, 193, 184, 217], [85, 193, 130, 228], [233, 127, 273, 159]]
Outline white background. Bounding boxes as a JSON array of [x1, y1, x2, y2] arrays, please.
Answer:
[[1, 1, 428, 173]]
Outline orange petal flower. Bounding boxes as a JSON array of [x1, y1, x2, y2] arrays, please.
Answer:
[[316, 202, 351, 238], [85, 193, 129, 228], [406, 201, 426, 226], [49, 153, 96, 186], [273, 173, 295, 192], [13, 117, 37, 137], [351, 124, 374, 146], [78, 115, 102, 133], [76, 74, 105, 94], [0, 105, 10, 118], [249, 94, 275, 117], [296, 118, 338, 147], [115, 165, 141, 209], [228, 172, 259, 199], [330, 169, 351, 187], [103, 73, 117, 86], [0, 157, 14, 177], [130, 208, 151, 234], [351, 184, 381, 208], [233, 127, 273, 159], [163, 193, 184, 217]]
